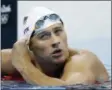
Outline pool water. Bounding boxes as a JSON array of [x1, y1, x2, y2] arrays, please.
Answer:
[[1, 65, 111, 90], [1, 80, 111, 90]]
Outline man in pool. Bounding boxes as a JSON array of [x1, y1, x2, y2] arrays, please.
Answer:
[[1, 7, 109, 86]]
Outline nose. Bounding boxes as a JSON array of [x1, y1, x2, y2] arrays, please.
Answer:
[[52, 42, 60, 48], [51, 34, 60, 48]]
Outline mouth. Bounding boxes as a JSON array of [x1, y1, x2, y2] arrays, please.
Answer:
[[52, 49, 63, 58]]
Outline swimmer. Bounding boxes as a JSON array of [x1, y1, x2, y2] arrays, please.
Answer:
[[1, 7, 109, 86]]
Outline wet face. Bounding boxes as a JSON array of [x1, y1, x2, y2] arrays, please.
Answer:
[[30, 23, 69, 64]]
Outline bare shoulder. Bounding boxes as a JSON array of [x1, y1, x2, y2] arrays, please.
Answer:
[[68, 49, 104, 65], [1, 49, 12, 60], [71, 49, 106, 68], [65, 49, 95, 71], [65, 49, 109, 81]]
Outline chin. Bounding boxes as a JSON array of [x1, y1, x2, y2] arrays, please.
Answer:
[[53, 56, 66, 64]]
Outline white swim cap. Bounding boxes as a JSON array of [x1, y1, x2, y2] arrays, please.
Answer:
[[23, 6, 63, 45]]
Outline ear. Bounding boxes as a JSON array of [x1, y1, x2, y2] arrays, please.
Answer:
[[29, 40, 33, 51]]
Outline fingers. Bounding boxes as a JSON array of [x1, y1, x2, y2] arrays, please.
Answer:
[[19, 36, 28, 43], [13, 36, 28, 48]]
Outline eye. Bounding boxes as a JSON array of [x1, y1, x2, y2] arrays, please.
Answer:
[[55, 29, 63, 35], [40, 35, 48, 39], [38, 32, 51, 40]]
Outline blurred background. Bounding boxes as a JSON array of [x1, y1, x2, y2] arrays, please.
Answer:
[[1, 0, 17, 49], [1, 1, 111, 76]]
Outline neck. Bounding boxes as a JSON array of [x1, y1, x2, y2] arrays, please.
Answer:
[[34, 56, 65, 77]]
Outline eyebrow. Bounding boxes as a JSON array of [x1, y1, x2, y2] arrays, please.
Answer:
[[53, 26, 62, 30]]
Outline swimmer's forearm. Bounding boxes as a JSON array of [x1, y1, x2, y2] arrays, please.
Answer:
[[19, 59, 66, 86]]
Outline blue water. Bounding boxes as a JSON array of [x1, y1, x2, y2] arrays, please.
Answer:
[[1, 80, 111, 90]]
